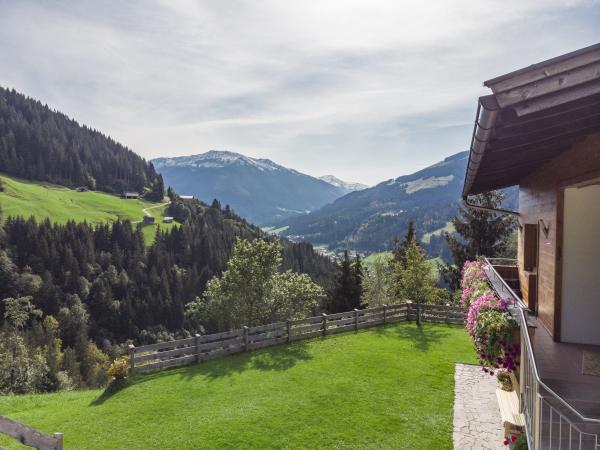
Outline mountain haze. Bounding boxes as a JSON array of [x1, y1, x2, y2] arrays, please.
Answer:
[[318, 175, 368, 193], [152, 151, 349, 225]]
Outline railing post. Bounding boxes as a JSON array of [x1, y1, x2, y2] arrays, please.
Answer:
[[354, 308, 359, 331], [128, 344, 135, 373], [243, 326, 249, 351], [286, 319, 291, 343], [383, 304, 387, 324], [322, 313, 327, 336], [195, 333, 202, 363], [54, 432, 64, 450], [533, 392, 542, 450]]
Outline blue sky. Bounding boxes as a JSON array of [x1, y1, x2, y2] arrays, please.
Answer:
[[1, 0, 598, 184]]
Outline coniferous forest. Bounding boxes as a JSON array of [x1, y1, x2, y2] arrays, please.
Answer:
[[0, 197, 336, 393], [0, 87, 164, 199]]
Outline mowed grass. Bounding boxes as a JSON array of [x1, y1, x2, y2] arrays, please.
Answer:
[[0, 323, 476, 449], [0, 174, 176, 244]]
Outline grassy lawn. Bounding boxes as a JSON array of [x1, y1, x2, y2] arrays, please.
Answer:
[[0, 173, 177, 244], [0, 323, 476, 449]]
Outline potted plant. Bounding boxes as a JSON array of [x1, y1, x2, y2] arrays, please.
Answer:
[[503, 433, 527, 449], [107, 356, 129, 381], [497, 370, 513, 391]]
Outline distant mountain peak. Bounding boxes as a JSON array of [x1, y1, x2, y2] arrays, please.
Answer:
[[319, 175, 368, 192], [153, 150, 290, 173], [151, 151, 349, 225]]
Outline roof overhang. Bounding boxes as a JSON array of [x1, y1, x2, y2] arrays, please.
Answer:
[[463, 43, 600, 198]]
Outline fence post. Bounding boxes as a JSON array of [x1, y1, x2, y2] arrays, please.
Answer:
[[195, 333, 202, 362], [416, 302, 421, 326], [383, 304, 388, 324], [354, 308, 359, 331], [128, 344, 135, 373], [286, 320, 291, 343], [54, 432, 64, 450], [243, 326, 249, 351], [322, 313, 327, 336]]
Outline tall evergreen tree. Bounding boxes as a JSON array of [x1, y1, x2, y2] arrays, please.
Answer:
[[351, 254, 364, 308], [328, 251, 363, 313], [391, 221, 418, 268], [441, 191, 515, 290]]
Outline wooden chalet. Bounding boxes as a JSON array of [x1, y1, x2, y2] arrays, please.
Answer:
[[463, 43, 600, 449]]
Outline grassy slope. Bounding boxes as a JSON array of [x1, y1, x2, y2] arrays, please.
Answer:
[[421, 221, 455, 245], [0, 323, 476, 450], [363, 251, 393, 266], [0, 174, 176, 244]]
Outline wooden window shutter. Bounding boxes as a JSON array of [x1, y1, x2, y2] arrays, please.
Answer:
[[523, 223, 538, 271]]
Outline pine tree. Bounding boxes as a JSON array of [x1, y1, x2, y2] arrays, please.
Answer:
[[328, 251, 363, 313], [441, 191, 516, 290], [351, 254, 364, 309], [392, 221, 418, 268]]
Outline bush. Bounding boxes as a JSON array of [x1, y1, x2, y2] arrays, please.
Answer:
[[496, 370, 512, 391], [107, 356, 129, 380]]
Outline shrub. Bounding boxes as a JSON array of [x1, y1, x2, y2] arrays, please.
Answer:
[[496, 370, 512, 391], [107, 356, 129, 380]]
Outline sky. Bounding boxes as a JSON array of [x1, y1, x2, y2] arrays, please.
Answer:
[[0, 1, 598, 185]]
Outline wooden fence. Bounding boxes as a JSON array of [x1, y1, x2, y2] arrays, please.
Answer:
[[0, 416, 63, 450], [129, 303, 466, 373]]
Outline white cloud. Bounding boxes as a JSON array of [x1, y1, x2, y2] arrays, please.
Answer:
[[0, 0, 598, 184]]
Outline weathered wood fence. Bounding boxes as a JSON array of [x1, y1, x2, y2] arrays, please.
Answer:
[[0, 416, 63, 450], [129, 302, 465, 373]]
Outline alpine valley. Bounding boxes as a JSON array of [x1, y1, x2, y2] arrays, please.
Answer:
[[152, 151, 365, 225], [277, 152, 517, 257]]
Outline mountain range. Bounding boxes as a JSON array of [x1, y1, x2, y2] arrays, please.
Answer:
[[152, 151, 365, 225], [278, 151, 517, 256]]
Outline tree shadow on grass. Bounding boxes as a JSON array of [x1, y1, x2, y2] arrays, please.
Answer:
[[372, 321, 455, 352], [90, 378, 136, 406], [179, 340, 313, 381], [90, 340, 314, 405]]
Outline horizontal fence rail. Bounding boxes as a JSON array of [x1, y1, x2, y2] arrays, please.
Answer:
[[0, 416, 63, 450], [129, 303, 466, 373]]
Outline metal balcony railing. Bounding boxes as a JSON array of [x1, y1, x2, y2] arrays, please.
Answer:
[[483, 258, 600, 450]]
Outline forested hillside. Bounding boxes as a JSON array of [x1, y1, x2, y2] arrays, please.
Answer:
[[0, 86, 164, 199], [0, 197, 335, 392], [281, 152, 517, 257]]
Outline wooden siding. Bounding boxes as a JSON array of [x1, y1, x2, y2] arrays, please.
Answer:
[[518, 132, 600, 339]]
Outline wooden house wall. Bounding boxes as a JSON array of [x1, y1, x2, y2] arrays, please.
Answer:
[[517, 132, 600, 339]]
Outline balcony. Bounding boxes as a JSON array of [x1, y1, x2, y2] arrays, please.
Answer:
[[483, 258, 600, 449]]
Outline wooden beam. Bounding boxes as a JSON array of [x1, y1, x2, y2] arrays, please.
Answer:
[[514, 80, 600, 116], [487, 122, 600, 153], [490, 113, 600, 146], [486, 46, 600, 94], [493, 102, 600, 139], [495, 62, 600, 108]]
